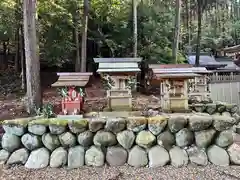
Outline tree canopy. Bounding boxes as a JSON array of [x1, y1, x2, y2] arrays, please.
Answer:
[[0, 0, 240, 69]]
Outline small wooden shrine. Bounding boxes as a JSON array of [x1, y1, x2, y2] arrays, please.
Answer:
[[94, 58, 141, 111], [151, 66, 202, 112], [148, 64, 192, 86], [187, 67, 212, 102], [149, 64, 212, 102], [51, 72, 92, 115]]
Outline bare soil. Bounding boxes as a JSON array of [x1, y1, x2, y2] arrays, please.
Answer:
[[0, 70, 156, 120]]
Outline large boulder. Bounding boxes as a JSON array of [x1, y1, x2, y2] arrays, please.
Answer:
[[232, 113, 240, 124], [21, 133, 42, 151], [58, 132, 76, 148], [195, 129, 216, 148], [168, 115, 187, 133], [42, 133, 60, 151], [205, 104, 217, 114], [50, 147, 67, 168], [187, 146, 208, 166], [105, 118, 126, 133], [77, 131, 94, 147], [212, 115, 236, 131], [222, 112, 231, 117], [49, 124, 66, 135], [169, 146, 188, 167], [7, 148, 29, 165], [2, 133, 21, 152], [226, 103, 239, 114], [89, 118, 106, 132], [25, 148, 50, 169], [216, 102, 226, 113], [28, 124, 46, 135], [207, 145, 229, 166], [188, 115, 212, 131], [68, 120, 88, 134], [106, 147, 127, 166], [0, 149, 10, 163], [3, 125, 26, 136], [175, 128, 194, 147], [127, 117, 147, 133], [93, 131, 117, 147], [148, 116, 168, 136], [157, 131, 175, 150], [148, 146, 169, 167], [128, 145, 148, 167], [85, 146, 104, 167], [215, 130, 233, 148], [227, 143, 240, 165], [68, 146, 85, 169], [135, 130, 156, 149], [116, 130, 135, 149]]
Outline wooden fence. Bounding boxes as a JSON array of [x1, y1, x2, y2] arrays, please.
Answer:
[[208, 72, 240, 106]]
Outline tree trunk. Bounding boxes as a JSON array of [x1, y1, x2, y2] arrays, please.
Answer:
[[2, 41, 8, 70], [186, 0, 191, 47], [20, 25, 26, 91], [80, 0, 89, 72], [23, 0, 42, 114], [74, 13, 81, 72], [14, 28, 20, 72], [14, 0, 22, 72], [195, 1, 202, 67], [132, 0, 137, 57], [172, 0, 181, 64]]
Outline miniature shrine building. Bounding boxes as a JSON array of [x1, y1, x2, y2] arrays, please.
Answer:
[[51, 72, 92, 115], [148, 64, 211, 112], [93, 58, 141, 111], [94, 58, 142, 89]]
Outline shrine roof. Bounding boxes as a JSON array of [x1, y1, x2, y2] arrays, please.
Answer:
[[94, 58, 141, 73], [152, 67, 211, 74], [155, 73, 201, 79], [93, 58, 142, 63], [149, 64, 193, 69], [51, 72, 92, 87]]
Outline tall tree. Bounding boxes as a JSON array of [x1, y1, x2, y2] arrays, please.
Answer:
[[74, 3, 81, 72], [132, 0, 137, 57], [23, 0, 42, 113], [80, 0, 89, 72], [195, 0, 216, 66], [172, 0, 181, 63], [195, 0, 202, 66]]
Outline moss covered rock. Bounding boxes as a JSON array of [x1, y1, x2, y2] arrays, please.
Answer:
[[89, 118, 106, 132], [68, 119, 88, 134], [136, 130, 156, 149], [168, 115, 187, 133], [2, 133, 21, 152], [127, 116, 147, 132], [148, 116, 168, 136], [117, 130, 135, 149], [93, 130, 117, 147], [213, 115, 236, 131], [21, 133, 42, 151], [58, 132, 76, 148], [42, 133, 60, 151], [105, 117, 126, 133]]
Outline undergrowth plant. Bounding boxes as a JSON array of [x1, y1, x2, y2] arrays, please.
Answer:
[[34, 103, 55, 118]]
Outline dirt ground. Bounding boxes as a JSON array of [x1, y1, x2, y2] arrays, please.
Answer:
[[0, 70, 157, 120]]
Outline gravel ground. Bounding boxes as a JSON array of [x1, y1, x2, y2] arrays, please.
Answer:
[[1, 165, 240, 180]]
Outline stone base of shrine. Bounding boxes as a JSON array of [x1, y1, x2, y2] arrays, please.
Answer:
[[107, 89, 132, 111]]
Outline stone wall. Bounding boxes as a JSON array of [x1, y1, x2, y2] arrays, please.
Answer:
[[1, 111, 240, 169]]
